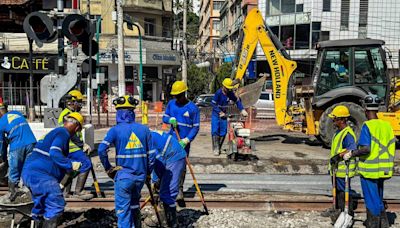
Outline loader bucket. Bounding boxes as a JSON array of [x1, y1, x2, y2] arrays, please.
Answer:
[[237, 75, 267, 108]]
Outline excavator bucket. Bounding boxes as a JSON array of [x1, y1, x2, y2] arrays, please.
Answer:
[[237, 75, 267, 108]]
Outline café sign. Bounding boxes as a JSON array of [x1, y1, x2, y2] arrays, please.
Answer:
[[0, 54, 56, 73]]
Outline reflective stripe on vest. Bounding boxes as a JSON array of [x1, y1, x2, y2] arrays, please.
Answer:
[[358, 119, 396, 179], [330, 126, 357, 178]]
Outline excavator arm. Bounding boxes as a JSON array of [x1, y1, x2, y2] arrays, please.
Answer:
[[234, 8, 297, 126]]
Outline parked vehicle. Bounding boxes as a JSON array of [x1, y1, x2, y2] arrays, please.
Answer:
[[194, 94, 214, 107], [254, 90, 275, 119]]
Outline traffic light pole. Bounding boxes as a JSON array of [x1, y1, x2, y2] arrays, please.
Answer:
[[96, 17, 101, 126], [57, 0, 64, 75], [130, 23, 143, 120], [87, 0, 93, 124], [28, 38, 35, 121]]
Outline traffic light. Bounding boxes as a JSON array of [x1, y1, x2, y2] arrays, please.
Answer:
[[62, 14, 99, 56], [23, 12, 57, 47]]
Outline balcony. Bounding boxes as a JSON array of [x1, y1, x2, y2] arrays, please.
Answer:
[[123, 0, 172, 12]]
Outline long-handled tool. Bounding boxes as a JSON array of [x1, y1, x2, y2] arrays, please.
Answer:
[[90, 166, 102, 198], [174, 127, 209, 215], [145, 180, 162, 226], [140, 196, 151, 209], [334, 160, 353, 228]]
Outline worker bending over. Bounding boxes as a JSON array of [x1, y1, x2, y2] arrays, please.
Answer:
[[98, 95, 155, 228], [211, 78, 248, 157], [324, 105, 357, 221], [162, 81, 199, 203], [58, 90, 93, 200], [0, 103, 36, 204], [21, 112, 84, 228], [151, 130, 186, 228], [341, 94, 395, 228]]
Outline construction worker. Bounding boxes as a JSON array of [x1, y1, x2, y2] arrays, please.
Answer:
[[211, 78, 248, 156], [341, 94, 395, 228], [323, 105, 357, 220], [58, 90, 93, 200], [0, 103, 36, 204], [21, 112, 84, 228], [162, 81, 200, 203], [151, 130, 186, 228], [98, 95, 155, 228]]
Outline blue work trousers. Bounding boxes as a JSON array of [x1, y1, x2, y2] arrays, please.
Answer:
[[115, 178, 144, 228], [360, 177, 385, 216], [9, 143, 35, 185], [22, 173, 65, 220], [67, 150, 92, 173], [211, 114, 227, 137], [154, 158, 186, 206]]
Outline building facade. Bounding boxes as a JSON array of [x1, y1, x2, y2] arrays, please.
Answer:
[[198, 0, 225, 54]]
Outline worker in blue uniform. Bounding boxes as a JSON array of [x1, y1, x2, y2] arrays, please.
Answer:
[[211, 78, 248, 157], [58, 90, 93, 200], [151, 130, 186, 228], [0, 103, 36, 204], [98, 95, 155, 228], [21, 112, 84, 228], [341, 94, 395, 228], [162, 80, 200, 203]]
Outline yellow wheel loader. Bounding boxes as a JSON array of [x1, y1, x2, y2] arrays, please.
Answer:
[[235, 8, 400, 147]]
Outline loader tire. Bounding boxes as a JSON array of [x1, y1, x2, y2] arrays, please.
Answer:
[[318, 102, 366, 148]]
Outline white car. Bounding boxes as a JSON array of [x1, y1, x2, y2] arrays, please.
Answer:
[[254, 90, 275, 118]]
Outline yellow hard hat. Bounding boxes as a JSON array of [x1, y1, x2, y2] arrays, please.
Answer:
[[66, 112, 84, 127], [222, 78, 239, 90], [113, 95, 139, 109], [68, 90, 83, 101], [328, 105, 350, 118], [170, 81, 188, 95]]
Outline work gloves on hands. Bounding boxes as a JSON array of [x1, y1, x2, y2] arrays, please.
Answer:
[[169, 117, 177, 128], [179, 138, 190, 148], [72, 162, 82, 171], [241, 109, 248, 117], [83, 143, 92, 155], [107, 166, 123, 180], [219, 112, 226, 118], [341, 150, 353, 161]]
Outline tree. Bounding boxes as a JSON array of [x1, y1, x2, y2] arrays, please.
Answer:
[[211, 62, 233, 93], [176, 63, 211, 99]]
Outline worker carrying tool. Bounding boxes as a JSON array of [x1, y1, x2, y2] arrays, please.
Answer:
[[21, 112, 84, 228], [58, 90, 93, 200], [0, 103, 36, 204], [340, 94, 395, 228], [322, 105, 357, 222], [211, 78, 248, 156], [162, 81, 200, 204], [150, 130, 186, 228], [98, 95, 155, 228]]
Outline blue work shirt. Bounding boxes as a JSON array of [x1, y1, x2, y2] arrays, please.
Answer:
[[22, 127, 72, 182], [162, 99, 200, 142], [211, 88, 244, 116], [98, 109, 155, 181], [358, 124, 372, 147], [0, 111, 36, 153], [341, 132, 357, 150], [151, 130, 187, 165]]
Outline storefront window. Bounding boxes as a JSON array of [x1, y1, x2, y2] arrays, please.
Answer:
[[295, 24, 310, 49]]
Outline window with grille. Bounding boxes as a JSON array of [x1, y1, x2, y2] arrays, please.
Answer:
[[340, 0, 350, 30], [323, 0, 331, 12], [358, 0, 368, 38], [144, 18, 155, 36]]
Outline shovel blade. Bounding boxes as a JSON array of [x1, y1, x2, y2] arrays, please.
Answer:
[[334, 212, 353, 228]]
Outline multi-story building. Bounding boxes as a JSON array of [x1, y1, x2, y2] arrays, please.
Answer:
[[198, 0, 225, 54]]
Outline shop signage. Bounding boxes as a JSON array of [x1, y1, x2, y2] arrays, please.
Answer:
[[146, 51, 180, 65], [98, 49, 146, 65], [0, 54, 56, 73]]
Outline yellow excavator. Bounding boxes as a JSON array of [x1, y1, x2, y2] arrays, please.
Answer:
[[235, 8, 400, 146]]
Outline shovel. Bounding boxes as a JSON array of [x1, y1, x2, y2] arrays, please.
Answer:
[[334, 160, 353, 228]]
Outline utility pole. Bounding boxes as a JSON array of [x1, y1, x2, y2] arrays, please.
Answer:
[[28, 38, 35, 121], [87, 0, 93, 123], [117, 0, 125, 96], [181, 0, 188, 83]]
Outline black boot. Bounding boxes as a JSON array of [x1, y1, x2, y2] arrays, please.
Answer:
[[176, 168, 186, 207], [380, 210, 390, 228], [60, 174, 72, 198], [212, 136, 220, 156], [367, 213, 381, 228], [42, 215, 60, 228], [218, 136, 226, 154], [364, 209, 372, 227], [132, 208, 142, 228], [163, 202, 178, 228], [73, 171, 93, 200], [8, 181, 17, 202]]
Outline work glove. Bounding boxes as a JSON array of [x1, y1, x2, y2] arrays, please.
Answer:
[[179, 138, 190, 148], [106, 166, 122, 180], [169, 117, 177, 128], [219, 112, 226, 118], [241, 109, 248, 117], [341, 150, 353, 161], [330, 154, 342, 166], [83, 143, 92, 155], [72, 162, 82, 171]]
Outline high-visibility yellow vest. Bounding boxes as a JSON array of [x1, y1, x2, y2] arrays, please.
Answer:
[[330, 126, 357, 178], [358, 119, 396, 179], [58, 108, 83, 153]]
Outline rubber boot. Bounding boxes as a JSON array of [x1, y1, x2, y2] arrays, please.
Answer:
[[73, 171, 94, 200], [212, 136, 220, 156], [380, 210, 390, 228], [367, 213, 381, 228], [218, 136, 226, 154], [8, 181, 17, 202], [163, 202, 178, 228], [364, 209, 372, 227], [60, 174, 72, 198], [34, 219, 43, 228], [176, 168, 186, 207], [42, 215, 60, 228], [132, 208, 142, 228], [158, 202, 168, 227]]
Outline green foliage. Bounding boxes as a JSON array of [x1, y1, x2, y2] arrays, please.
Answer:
[[211, 62, 233, 93], [176, 64, 211, 99]]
